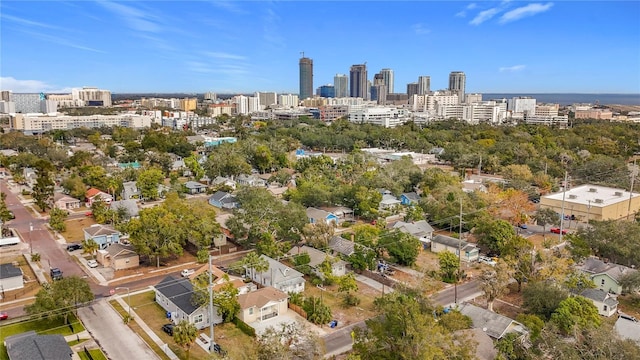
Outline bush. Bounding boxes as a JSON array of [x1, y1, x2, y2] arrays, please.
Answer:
[[341, 221, 353, 228], [342, 293, 361, 307], [196, 249, 209, 263], [233, 317, 256, 337]]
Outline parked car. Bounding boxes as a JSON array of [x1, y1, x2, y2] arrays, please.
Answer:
[[478, 256, 497, 266], [0, 312, 8, 320], [8, 211, 15, 220], [181, 269, 195, 277], [66, 243, 83, 251], [87, 259, 98, 268], [550, 227, 568, 235], [618, 313, 638, 322], [161, 323, 174, 336], [50, 267, 63, 280], [518, 223, 528, 229], [85, 211, 93, 217]]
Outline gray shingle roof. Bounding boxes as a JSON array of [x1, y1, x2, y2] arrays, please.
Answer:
[[459, 303, 518, 339], [0, 263, 23, 279], [393, 220, 434, 238], [5, 331, 73, 360], [580, 257, 636, 282], [155, 275, 200, 315], [110, 199, 139, 218], [329, 236, 355, 256], [432, 234, 474, 249], [184, 181, 207, 189], [83, 224, 120, 237], [579, 288, 619, 307]]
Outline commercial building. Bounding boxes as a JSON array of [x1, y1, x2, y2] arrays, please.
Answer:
[[12, 113, 155, 134], [406, 82, 419, 97], [180, 98, 197, 111], [72, 87, 112, 106], [317, 85, 335, 98], [448, 71, 466, 103], [535, 103, 559, 117], [204, 92, 217, 101], [12, 93, 42, 113], [418, 76, 431, 95], [299, 56, 313, 100], [539, 184, 640, 221], [575, 109, 613, 120], [348, 107, 408, 128], [524, 114, 569, 127], [256, 92, 278, 108], [380, 68, 394, 94], [278, 94, 299, 108], [333, 74, 348, 98], [508, 97, 536, 115], [349, 64, 368, 99]]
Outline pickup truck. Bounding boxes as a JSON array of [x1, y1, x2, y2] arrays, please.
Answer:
[[50, 268, 63, 281]]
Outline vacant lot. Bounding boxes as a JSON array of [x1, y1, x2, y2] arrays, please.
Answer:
[[61, 218, 98, 243], [303, 281, 378, 330]]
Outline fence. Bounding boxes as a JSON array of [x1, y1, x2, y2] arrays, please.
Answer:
[[361, 270, 397, 289], [288, 303, 307, 319]]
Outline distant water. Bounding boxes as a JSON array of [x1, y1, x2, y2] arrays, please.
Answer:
[[483, 93, 640, 106]]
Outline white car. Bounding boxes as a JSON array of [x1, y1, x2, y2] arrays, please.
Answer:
[[87, 259, 98, 268], [181, 269, 195, 277], [478, 256, 497, 266]]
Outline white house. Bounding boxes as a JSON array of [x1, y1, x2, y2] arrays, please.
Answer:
[[431, 235, 479, 263], [287, 245, 348, 278], [579, 289, 618, 317], [249, 255, 305, 294], [0, 263, 24, 291], [392, 220, 434, 249], [154, 275, 222, 329], [237, 287, 289, 324]]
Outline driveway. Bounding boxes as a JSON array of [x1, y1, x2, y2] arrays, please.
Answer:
[[249, 309, 326, 337], [78, 299, 160, 360]]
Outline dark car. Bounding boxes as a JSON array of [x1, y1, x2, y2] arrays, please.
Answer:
[[50, 268, 63, 280], [211, 343, 226, 355], [162, 323, 174, 336], [66, 243, 82, 251]]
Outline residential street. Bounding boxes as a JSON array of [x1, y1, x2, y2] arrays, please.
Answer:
[[430, 279, 482, 308], [322, 321, 366, 358], [78, 299, 161, 360]]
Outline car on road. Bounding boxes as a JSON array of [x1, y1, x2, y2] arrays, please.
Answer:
[[87, 259, 98, 268], [50, 267, 63, 280], [518, 223, 528, 229], [66, 243, 83, 251], [181, 269, 195, 277], [0, 312, 8, 320], [85, 211, 93, 217], [161, 323, 174, 336], [550, 227, 568, 235], [478, 256, 497, 266], [7, 211, 15, 220]]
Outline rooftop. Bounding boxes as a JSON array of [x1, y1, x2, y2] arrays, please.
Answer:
[[542, 184, 639, 207]]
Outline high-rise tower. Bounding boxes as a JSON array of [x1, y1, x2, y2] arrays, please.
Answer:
[[299, 55, 313, 100], [334, 74, 348, 98], [350, 64, 368, 99], [448, 71, 466, 103], [418, 76, 431, 95], [380, 68, 394, 94]]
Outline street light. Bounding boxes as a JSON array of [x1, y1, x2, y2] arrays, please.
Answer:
[[29, 222, 33, 254], [115, 287, 131, 317]]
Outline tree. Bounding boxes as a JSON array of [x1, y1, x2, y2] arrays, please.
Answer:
[[125, 205, 185, 267], [82, 239, 99, 259], [213, 281, 240, 323], [515, 313, 544, 341], [378, 231, 421, 266], [26, 276, 94, 323], [256, 321, 324, 360], [300, 222, 334, 249], [240, 251, 269, 280], [533, 207, 560, 232], [137, 167, 165, 200], [337, 273, 360, 307], [0, 192, 13, 230], [32, 169, 54, 211], [619, 270, 640, 294], [173, 320, 198, 360], [502, 236, 534, 292], [91, 197, 113, 224], [49, 207, 68, 232], [522, 281, 568, 320], [498, 188, 535, 225], [473, 217, 516, 255], [570, 220, 640, 266], [303, 296, 332, 325], [550, 296, 601, 335], [438, 251, 460, 283], [480, 261, 513, 312], [563, 271, 596, 293]]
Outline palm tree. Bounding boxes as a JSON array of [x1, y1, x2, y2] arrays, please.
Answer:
[[240, 252, 269, 283], [82, 239, 100, 259], [173, 320, 198, 360]]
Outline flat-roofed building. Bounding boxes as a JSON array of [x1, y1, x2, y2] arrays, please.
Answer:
[[575, 109, 613, 120], [540, 184, 640, 221], [12, 113, 154, 134]]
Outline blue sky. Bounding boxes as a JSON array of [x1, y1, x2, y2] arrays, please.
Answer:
[[1, 1, 639, 94]]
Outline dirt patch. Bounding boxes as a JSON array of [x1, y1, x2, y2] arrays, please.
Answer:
[[303, 281, 378, 331], [62, 218, 98, 243]]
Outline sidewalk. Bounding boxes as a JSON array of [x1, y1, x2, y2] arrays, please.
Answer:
[[355, 274, 394, 294]]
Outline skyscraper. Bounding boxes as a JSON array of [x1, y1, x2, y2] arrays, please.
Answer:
[[334, 74, 348, 98], [380, 68, 394, 94], [418, 76, 431, 95], [350, 64, 368, 99], [448, 71, 466, 103], [406, 83, 419, 97], [373, 73, 387, 105], [299, 56, 313, 100]]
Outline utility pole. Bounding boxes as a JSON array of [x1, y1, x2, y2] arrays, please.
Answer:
[[559, 171, 568, 243], [478, 155, 482, 175], [454, 196, 463, 306], [208, 254, 214, 354], [628, 159, 637, 221]]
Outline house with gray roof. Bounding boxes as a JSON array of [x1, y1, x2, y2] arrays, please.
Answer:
[[579, 288, 618, 316], [393, 220, 434, 249], [329, 236, 355, 257], [83, 224, 121, 249], [287, 245, 348, 278], [431, 235, 479, 262], [400, 192, 421, 205], [578, 257, 637, 294], [121, 181, 140, 200], [379, 194, 401, 211], [249, 255, 305, 294], [154, 275, 222, 329], [212, 176, 236, 190], [237, 174, 267, 187], [306, 207, 338, 225], [4, 331, 72, 360], [110, 199, 139, 219], [0, 263, 24, 291], [458, 303, 528, 340], [209, 191, 238, 209], [184, 181, 207, 194]]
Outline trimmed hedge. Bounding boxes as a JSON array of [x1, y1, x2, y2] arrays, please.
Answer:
[[233, 317, 256, 338]]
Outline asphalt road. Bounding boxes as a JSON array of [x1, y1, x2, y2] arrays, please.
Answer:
[[430, 279, 482, 308]]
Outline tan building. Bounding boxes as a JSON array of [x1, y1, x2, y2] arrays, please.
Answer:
[[180, 97, 197, 111], [96, 244, 139, 270], [540, 184, 640, 221], [575, 109, 613, 120], [237, 287, 289, 324]]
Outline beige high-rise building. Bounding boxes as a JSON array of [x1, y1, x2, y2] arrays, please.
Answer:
[[180, 98, 197, 111], [72, 87, 112, 106]]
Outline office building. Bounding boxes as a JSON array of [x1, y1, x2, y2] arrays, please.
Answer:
[[1, 91, 11, 102], [465, 93, 483, 104], [204, 92, 217, 101], [180, 98, 197, 111], [448, 71, 466, 103], [0, 101, 15, 114], [334, 74, 348, 98], [13, 93, 42, 113], [278, 94, 299, 108], [40, 100, 57, 114], [72, 87, 112, 106], [535, 104, 559, 117], [380, 68, 394, 94], [540, 185, 640, 221], [418, 76, 431, 95], [12, 113, 154, 134], [508, 97, 536, 115], [256, 92, 278, 108], [349, 107, 409, 128], [299, 56, 313, 100], [372, 73, 387, 105], [317, 85, 335, 98], [350, 64, 368, 99], [407, 83, 419, 97]]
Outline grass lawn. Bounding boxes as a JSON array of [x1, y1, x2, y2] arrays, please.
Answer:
[[0, 314, 85, 360], [78, 349, 108, 360], [303, 282, 378, 327], [110, 301, 172, 360], [61, 218, 97, 243]]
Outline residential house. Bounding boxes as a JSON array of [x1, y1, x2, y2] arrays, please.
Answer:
[[85, 187, 113, 206], [184, 181, 207, 194], [53, 193, 81, 211], [459, 303, 528, 340], [429, 147, 445, 156], [462, 179, 488, 193], [110, 199, 140, 219], [121, 181, 140, 200], [155, 275, 221, 329], [212, 176, 236, 190], [22, 167, 37, 188], [379, 194, 401, 210], [456, 328, 498, 360], [392, 220, 434, 249], [430, 235, 479, 263], [83, 224, 121, 249], [615, 316, 640, 345], [287, 245, 348, 278], [237, 287, 289, 324], [578, 257, 637, 294], [267, 184, 289, 198], [0, 263, 24, 291], [249, 255, 306, 294], [172, 158, 191, 177], [328, 236, 355, 257], [400, 192, 421, 206], [214, 213, 233, 247], [320, 206, 354, 222], [209, 191, 239, 210], [4, 331, 73, 360], [187, 264, 256, 294], [579, 289, 618, 317], [237, 174, 267, 187], [96, 244, 139, 270], [306, 207, 338, 225]]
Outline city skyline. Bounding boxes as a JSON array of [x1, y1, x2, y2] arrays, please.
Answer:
[[1, 1, 639, 94]]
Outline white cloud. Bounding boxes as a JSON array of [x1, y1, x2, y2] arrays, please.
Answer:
[[20, 30, 105, 53], [456, 3, 478, 17], [470, 8, 501, 25], [499, 2, 554, 24], [204, 52, 247, 60], [499, 65, 526, 72], [411, 23, 431, 35], [1, 14, 60, 30], [209, 0, 247, 14], [0, 77, 71, 93], [98, 1, 161, 33]]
